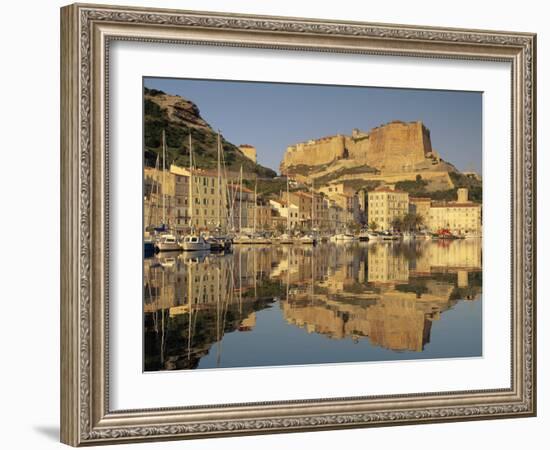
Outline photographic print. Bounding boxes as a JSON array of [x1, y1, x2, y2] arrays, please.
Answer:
[[143, 78, 483, 372]]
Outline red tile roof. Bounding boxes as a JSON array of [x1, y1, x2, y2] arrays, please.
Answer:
[[430, 202, 481, 209], [371, 187, 407, 194]]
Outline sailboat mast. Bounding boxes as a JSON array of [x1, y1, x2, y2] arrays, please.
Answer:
[[253, 178, 257, 234], [162, 130, 166, 226], [239, 166, 243, 232], [153, 154, 160, 227], [188, 134, 193, 230], [311, 179, 315, 231], [286, 176, 290, 233], [217, 131, 222, 229]]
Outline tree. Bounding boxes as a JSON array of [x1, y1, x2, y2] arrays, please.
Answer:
[[368, 221, 378, 231], [275, 223, 286, 235], [347, 221, 361, 233], [401, 213, 424, 231], [402, 213, 414, 231], [414, 214, 424, 230], [391, 217, 403, 231]]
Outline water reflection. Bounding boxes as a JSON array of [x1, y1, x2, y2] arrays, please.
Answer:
[[144, 239, 482, 371]]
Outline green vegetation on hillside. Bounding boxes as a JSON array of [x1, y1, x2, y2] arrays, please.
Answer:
[[143, 88, 276, 178], [395, 174, 482, 203], [242, 177, 289, 198], [342, 180, 381, 192], [313, 164, 378, 186], [394, 177, 429, 196]]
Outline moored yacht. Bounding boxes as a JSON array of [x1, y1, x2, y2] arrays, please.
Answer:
[[358, 230, 370, 241], [297, 234, 317, 245], [206, 235, 232, 252], [181, 235, 211, 251], [330, 233, 356, 242], [366, 231, 383, 241], [277, 233, 295, 244], [155, 234, 181, 252]]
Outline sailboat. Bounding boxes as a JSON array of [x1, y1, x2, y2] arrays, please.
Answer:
[[155, 130, 180, 252], [298, 180, 317, 245], [206, 131, 233, 252], [181, 134, 211, 252], [249, 177, 271, 245], [279, 176, 295, 244], [232, 166, 251, 245]]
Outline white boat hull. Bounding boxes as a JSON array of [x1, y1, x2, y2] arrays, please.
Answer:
[[182, 242, 211, 251], [331, 234, 356, 242], [155, 242, 181, 252]]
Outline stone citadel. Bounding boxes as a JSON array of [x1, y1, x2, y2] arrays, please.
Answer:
[[280, 120, 456, 177]]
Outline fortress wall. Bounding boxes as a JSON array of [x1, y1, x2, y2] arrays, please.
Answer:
[[345, 135, 371, 164], [365, 121, 430, 171], [281, 121, 437, 176], [281, 135, 346, 171], [421, 124, 433, 154]]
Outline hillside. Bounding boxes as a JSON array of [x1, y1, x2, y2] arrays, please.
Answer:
[[143, 87, 276, 178]]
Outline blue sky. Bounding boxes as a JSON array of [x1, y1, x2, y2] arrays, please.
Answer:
[[144, 77, 482, 174]]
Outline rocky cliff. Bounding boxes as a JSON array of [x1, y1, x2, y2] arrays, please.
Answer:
[[144, 87, 276, 178]]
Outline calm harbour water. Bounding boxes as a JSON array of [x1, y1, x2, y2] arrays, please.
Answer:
[[144, 239, 482, 371]]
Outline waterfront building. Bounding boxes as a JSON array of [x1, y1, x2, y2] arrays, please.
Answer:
[[170, 165, 190, 234], [425, 188, 481, 235], [409, 197, 431, 224], [326, 199, 346, 232], [318, 182, 361, 225], [255, 201, 273, 230], [269, 199, 299, 230], [357, 189, 369, 224], [238, 144, 257, 163], [168, 165, 229, 232], [228, 183, 255, 231], [367, 186, 409, 231], [144, 166, 177, 231], [317, 182, 356, 197], [282, 191, 313, 230]]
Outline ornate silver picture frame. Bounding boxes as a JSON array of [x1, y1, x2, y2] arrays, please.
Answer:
[[60, 3, 536, 446]]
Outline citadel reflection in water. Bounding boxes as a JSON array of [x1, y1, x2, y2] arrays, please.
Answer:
[[144, 239, 482, 371]]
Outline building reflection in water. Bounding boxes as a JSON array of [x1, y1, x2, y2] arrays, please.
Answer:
[[144, 239, 482, 371]]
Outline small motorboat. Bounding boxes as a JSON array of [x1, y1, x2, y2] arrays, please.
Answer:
[[297, 235, 317, 245], [358, 230, 370, 241], [366, 231, 382, 241], [144, 238, 155, 257], [277, 233, 295, 244], [233, 234, 252, 245], [181, 235, 211, 251], [380, 231, 399, 241], [155, 234, 181, 252], [206, 235, 232, 252], [330, 233, 356, 242]]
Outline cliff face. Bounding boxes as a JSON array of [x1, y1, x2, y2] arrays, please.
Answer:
[[144, 88, 276, 178], [280, 121, 452, 176]]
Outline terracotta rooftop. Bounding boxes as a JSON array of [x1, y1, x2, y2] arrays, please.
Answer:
[[371, 187, 407, 194], [430, 202, 481, 209], [290, 191, 313, 198], [271, 199, 298, 208], [228, 183, 254, 194]]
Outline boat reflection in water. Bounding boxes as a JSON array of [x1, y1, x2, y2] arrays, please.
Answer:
[[144, 239, 482, 371]]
